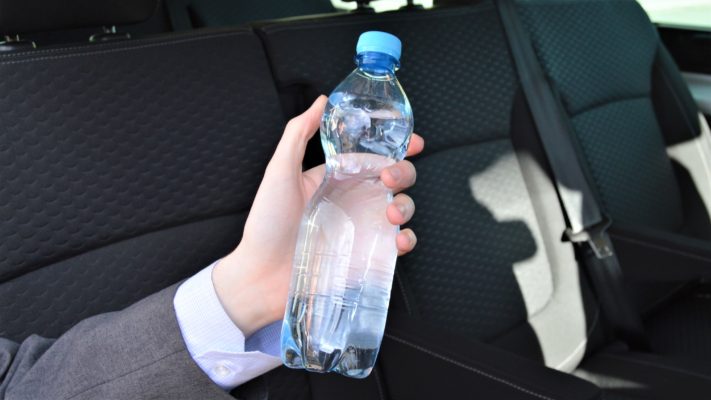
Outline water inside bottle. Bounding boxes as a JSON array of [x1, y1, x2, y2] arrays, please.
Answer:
[[281, 41, 413, 378], [322, 91, 412, 165], [281, 151, 397, 378]]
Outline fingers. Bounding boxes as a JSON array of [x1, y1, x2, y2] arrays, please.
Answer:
[[382, 133, 421, 191], [386, 193, 415, 225], [397, 229, 417, 256], [270, 95, 328, 171], [406, 134, 424, 157], [285, 95, 327, 143], [388, 194, 417, 256], [381, 160, 416, 193]]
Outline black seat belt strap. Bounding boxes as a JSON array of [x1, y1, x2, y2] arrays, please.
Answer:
[[495, 0, 650, 350]]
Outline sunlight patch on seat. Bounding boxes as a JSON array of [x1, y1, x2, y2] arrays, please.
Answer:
[[469, 151, 588, 373]]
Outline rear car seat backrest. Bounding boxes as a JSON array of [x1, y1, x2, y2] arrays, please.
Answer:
[[516, 0, 710, 239], [166, 0, 335, 30], [0, 0, 172, 48], [0, 29, 285, 341], [258, 0, 600, 372], [0, 0, 158, 34]]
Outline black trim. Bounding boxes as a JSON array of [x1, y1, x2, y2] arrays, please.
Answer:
[[659, 27, 711, 75]]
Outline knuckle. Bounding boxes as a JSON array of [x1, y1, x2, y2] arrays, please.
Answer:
[[285, 115, 303, 133], [285, 116, 312, 142]]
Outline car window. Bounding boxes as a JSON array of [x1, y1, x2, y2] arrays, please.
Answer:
[[638, 0, 711, 31], [331, 0, 433, 12]]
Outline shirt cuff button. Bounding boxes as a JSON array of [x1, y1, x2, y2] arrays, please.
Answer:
[[213, 363, 233, 378]]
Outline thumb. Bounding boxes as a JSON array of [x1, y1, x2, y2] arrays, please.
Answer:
[[269, 95, 328, 172]]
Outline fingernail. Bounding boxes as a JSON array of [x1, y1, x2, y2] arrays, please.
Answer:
[[406, 231, 416, 246], [397, 203, 408, 218], [388, 167, 401, 182]]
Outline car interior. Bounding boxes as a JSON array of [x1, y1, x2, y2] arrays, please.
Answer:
[[1, 0, 711, 398]]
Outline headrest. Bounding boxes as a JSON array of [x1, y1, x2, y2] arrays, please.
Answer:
[[0, 0, 158, 34]]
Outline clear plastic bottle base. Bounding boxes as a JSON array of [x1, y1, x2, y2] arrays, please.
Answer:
[[281, 292, 385, 379]]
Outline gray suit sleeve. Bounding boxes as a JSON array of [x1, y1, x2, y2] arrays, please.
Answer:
[[0, 284, 234, 400]]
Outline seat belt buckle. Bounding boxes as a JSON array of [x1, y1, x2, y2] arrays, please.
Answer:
[[565, 216, 614, 259]]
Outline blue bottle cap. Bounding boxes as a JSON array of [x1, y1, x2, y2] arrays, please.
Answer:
[[356, 31, 402, 62]]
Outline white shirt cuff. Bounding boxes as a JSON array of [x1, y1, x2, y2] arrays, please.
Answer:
[[173, 261, 282, 390]]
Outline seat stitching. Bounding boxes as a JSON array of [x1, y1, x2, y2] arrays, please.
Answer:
[[640, 281, 688, 314], [611, 233, 711, 264], [384, 334, 556, 400], [0, 32, 251, 66], [586, 305, 601, 342], [571, 94, 648, 118], [595, 353, 711, 382], [414, 135, 511, 158], [394, 269, 413, 315], [0, 29, 250, 59], [373, 366, 387, 400]]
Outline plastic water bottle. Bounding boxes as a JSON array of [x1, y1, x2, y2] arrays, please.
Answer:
[[281, 31, 413, 378]]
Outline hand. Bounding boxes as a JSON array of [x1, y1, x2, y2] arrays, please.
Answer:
[[213, 95, 424, 336]]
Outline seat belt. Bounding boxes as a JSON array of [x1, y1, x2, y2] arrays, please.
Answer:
[[495, 0, 650, 351]]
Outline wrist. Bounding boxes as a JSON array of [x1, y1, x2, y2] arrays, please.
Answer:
[[212, 245, 287, 337]]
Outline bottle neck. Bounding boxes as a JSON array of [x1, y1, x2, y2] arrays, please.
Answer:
[[355, 52, 399, 76]]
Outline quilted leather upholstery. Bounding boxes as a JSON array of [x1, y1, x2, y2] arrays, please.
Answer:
[[516, 0, 685, 231], [0, 29, 284, 339]]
